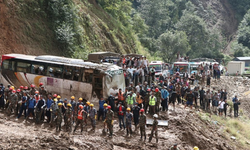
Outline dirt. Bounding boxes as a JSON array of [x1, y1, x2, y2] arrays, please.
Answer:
[[0, 0, 62, 57], [0, 76, 249, 150]]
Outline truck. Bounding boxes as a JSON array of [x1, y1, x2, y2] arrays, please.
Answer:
[[226, 61, 245, 75]]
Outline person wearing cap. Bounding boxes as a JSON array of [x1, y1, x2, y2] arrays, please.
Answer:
[[98, 97, 106, 121], [29, 84, 36, 96], [73, 105, 85, 134], [89, 103, 97, 131], [193, 146, 199, 150], [132, 102, 140, 131], [7, 89, 18, 116], [139, 108, 146, 141], [17, 92, 28, 119], [70, 96, 76, 124], [15, 89, 22, 115], [50, 98, 58, 127], [169, 144, 180, 150], [45, 95, 53, 123], [149, 114, 158, 143], [149, 91, 157, 115], [38, 82, 44, 94], [55, 103, 63, 131], [65, 103, 72, 132], [126, 107, 133, 137], [27, 95, 36, 120], [35, 95, 46, 124], [83, 101, 90, 128], [57, 95, 63, 104], [106, 105, 114, 137]]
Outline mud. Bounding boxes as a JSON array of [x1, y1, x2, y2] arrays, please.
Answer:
[[0, 76, 249, 150]]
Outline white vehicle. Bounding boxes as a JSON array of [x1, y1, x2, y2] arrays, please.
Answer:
[[227, 61, 245, 75], [0, 54, 125, 106], [149, 61, 168, 78]]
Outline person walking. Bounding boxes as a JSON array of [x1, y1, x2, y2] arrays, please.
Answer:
[[105, 105, 114, 137], [149, 114, 158, 143], [73, 105, 85, 134]]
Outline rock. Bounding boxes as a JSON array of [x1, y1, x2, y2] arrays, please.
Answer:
[[69, 146, 79, 150], [230, 136, 236, 140]]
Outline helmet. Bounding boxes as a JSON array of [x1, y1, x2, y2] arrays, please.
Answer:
[[79, 105, 83, 109], [79, 97, 83, 101], [12, 90, 16, 93], [193, 146, 199, 150], [140, 109, 144, 112], [153, 114, 158, 118], [67, 103, 72, 107], [155, 88, 159, 92], [90, 103, 94, 107], [17, 89, 21, 93], [127, 107, 131, 111], [147, 88, 151, 92], [39, 82, 43, 86], [53, 99, 58, 102], [35, 91, 39, 94], [57, 95, 61, 99], [9, 87, 13, 91], [53, 94, 57, 98], [20, 86, 24, 89], [10, 86, 14, 89], [86, 101, 90, 105], [31, 84, 35, 88], [71, 96, 75, 100], [58, 103, 63, 106], [24, 86, 28, 90], [103, 103, 108, 107], [107, 105, 111, 109]]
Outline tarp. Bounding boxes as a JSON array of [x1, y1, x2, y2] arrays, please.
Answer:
[[146, 118, 168, 127]]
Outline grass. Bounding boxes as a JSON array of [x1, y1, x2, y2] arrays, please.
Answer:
[[198, 112, 250, 148]]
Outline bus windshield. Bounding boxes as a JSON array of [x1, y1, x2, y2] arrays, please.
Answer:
[[149, 64, 162, 71], [173, 64, 188, 73]]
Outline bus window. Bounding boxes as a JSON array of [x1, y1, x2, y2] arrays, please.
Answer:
[[16, 62, 31, 73], [82, 69, 93, 83], [47, 66, 63, 78], [2, 60, 15, 71], [64, 66, 73, 80], [73, 67, 81, 81], [31, 64, 44, 75]]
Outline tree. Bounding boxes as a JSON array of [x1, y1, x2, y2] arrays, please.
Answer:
[[157, 30, 190, 62], [238, 9, 250, 49]]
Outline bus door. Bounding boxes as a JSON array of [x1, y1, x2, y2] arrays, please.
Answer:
[[92, 70, 103, 99]]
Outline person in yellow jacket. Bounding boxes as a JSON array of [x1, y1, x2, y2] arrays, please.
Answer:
[[126, 92, 135, 108], [149, 92, 157, 116]]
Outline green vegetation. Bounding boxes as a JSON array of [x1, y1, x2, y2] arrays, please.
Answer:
[[198, 112, 250, 148]]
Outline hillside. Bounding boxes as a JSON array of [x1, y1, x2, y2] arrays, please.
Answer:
[[0, 0, 137, 59]]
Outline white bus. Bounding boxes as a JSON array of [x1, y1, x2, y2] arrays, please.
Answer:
[[0, 54, 125, 103]]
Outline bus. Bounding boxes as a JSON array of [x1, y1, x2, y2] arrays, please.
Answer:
[[0, 54, 125, 104], [149, 61, 168, 78], [171, 62, 190, 76], [189, 62, 201, 74]]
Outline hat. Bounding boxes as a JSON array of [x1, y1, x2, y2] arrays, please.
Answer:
[[64, 98, 67, 101]]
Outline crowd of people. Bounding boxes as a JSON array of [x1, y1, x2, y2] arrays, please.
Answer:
[[0, 55, 242, 150]]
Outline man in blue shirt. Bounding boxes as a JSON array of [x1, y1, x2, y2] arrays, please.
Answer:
[[98, 97, 106, 121], [46, 95, 53, 123], [161, 86, 169, 111], [27, 95, 36, 120], [17, 92, 28, 119]]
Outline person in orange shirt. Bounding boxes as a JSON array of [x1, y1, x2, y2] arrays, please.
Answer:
[[136, 92, 143, 108], [117, 88, 125, 105]]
